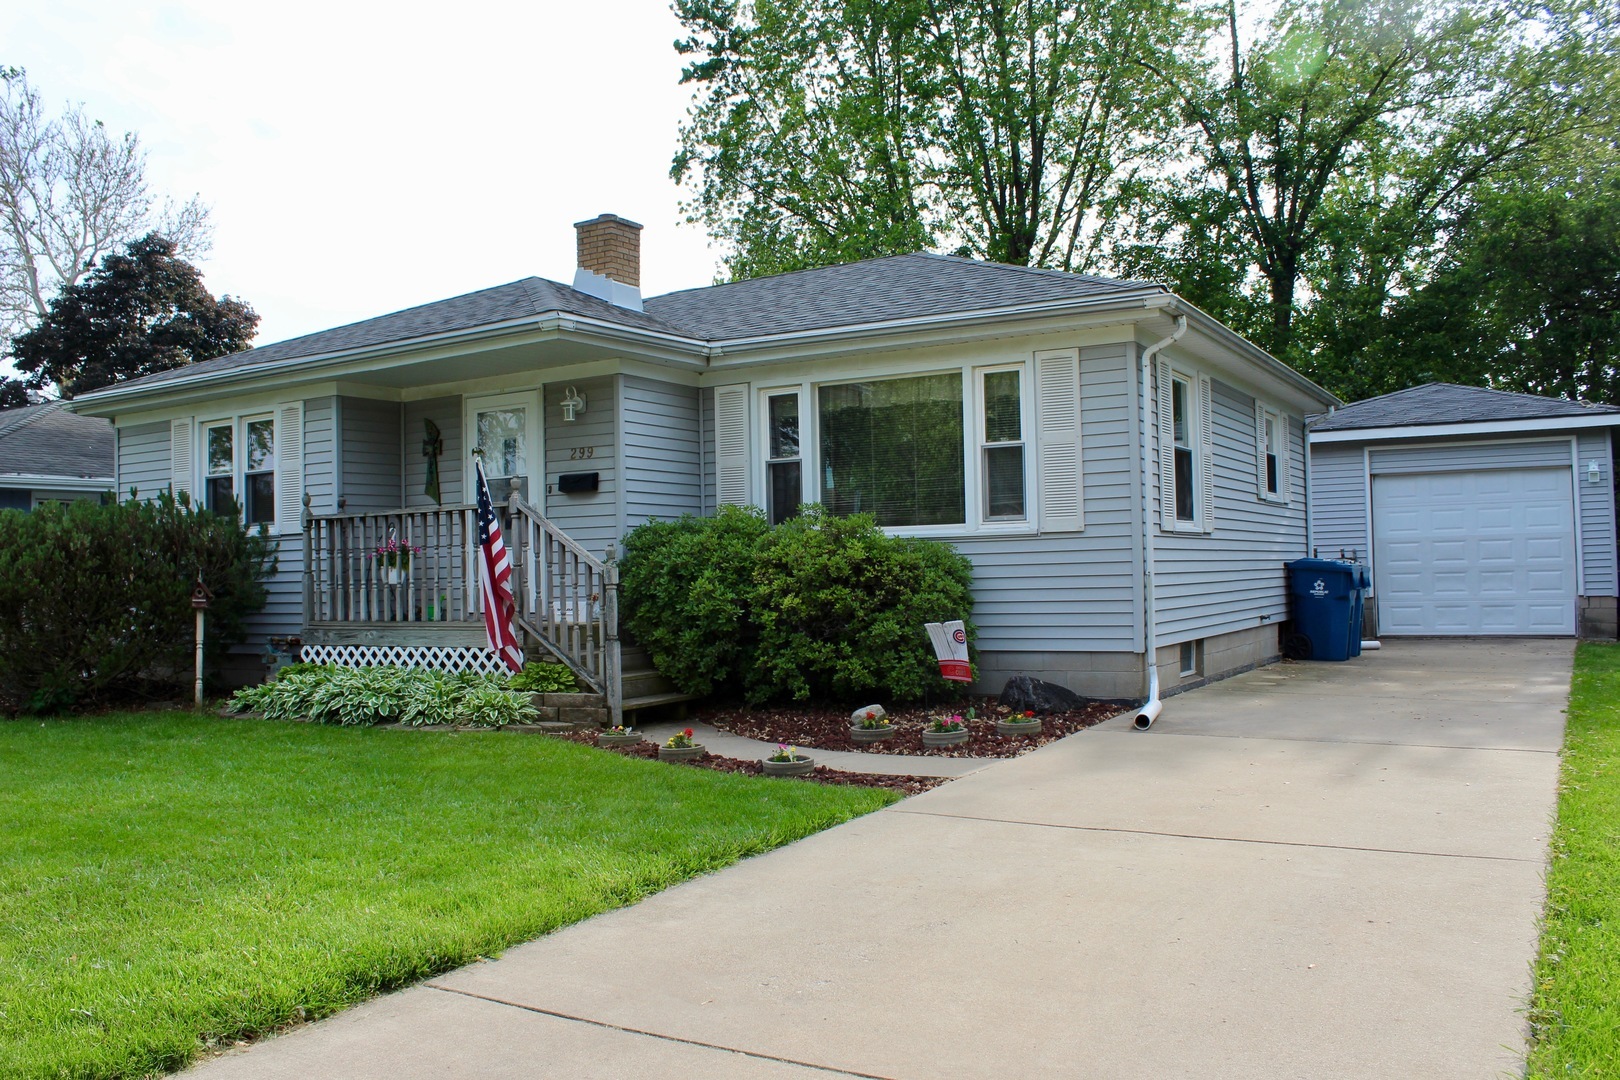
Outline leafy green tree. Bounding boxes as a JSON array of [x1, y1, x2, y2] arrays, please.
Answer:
[[0, 376, 28, 408], [1111, 0, 1612, 380], [672, 0, 1185, 277], [9, 232, 257, 398]]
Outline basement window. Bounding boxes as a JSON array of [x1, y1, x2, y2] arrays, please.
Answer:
[[1178, 640, 1201, 679]]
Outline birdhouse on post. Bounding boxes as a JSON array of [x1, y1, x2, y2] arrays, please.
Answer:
[[191, 580, 213, 706]]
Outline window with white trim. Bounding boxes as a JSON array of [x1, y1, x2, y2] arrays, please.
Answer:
[[765, 390, 803, 526], [1171, 375, 1195, 522], [202, 415, 275, 527], [978, 367, 1026, 521], [817, 372, 965, 528], [1254, 403, 1290, 504]]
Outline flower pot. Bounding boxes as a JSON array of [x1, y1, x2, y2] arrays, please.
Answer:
[[597, 731, 642, 748], [996, 718, 1042, 737], [382, 566, 405, 586], [849, 725, 896, 744], [762, 756, 815, 777], [658, 743, 705, 761], [921, 728, 969, 748]]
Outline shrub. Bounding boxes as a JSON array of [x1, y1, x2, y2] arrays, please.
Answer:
[[229, 665, 537, 728], [622, 505, 975, 705], [620, 506, 769, 697], [508, 660, 581, 694], [0, 491, 274, 713]]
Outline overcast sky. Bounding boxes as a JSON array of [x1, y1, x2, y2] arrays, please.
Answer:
[[2, 0, 723, 352]]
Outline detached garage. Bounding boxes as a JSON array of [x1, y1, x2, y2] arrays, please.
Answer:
[[1308, 383, 1620, 639]]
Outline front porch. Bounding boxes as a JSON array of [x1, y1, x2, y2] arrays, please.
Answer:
[[298, 491, 632, 717]]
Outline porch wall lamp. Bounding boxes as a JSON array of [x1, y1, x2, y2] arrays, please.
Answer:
[[1588, 459, 1603, 484], [561, 386, 587, 422]]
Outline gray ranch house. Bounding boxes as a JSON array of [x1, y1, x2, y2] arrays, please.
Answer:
[[71, 214, 1337, 718], [1308, 383, 1620, 639], [0, 402, 115, 511]]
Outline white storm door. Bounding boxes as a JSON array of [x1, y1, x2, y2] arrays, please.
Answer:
[[466, 392, 542, 508], [1372, 467, 1576, 635]]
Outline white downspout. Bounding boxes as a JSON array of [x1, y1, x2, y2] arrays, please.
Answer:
[[1134, 314, 1187, 731]]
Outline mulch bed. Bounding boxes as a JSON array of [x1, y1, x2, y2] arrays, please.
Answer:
[[548, 731, 947, 797], [693, 697, 1125, 758]]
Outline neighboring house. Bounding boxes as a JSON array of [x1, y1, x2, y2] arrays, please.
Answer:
[[1308, 383, 1620, 639], [70, 213, 1338, 711], [0, 402, 115, 511]]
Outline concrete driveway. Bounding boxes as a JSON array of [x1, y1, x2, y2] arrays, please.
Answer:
[[188, 639, 1568, 1079]]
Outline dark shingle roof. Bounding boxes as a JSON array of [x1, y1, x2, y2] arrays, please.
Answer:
[[0, 403, 115, 480], [1311, 383, 1620, 432], [642, 253, 1161, 339], [97, 277, 698, 394], [78, 254, 1167, 401]]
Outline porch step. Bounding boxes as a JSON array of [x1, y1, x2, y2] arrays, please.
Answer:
[[529, 691, 608, 729], [623, 691, 694, 715]]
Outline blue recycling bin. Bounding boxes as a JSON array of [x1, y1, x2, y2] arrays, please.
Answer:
[[1286, 558, 1358, 661], [1347, 563, 1371, 657]]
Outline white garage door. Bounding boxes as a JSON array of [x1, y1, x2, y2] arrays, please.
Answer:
[[1372, 468, 1576, 635]]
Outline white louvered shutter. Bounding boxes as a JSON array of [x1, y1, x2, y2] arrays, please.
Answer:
[[714, 385, 750, 507], [1156, 358, 1175, 530], [276, 401, 304, 535], [169, 419, 193, 504], [1279, 414, 1294, 505], [1254, 400, 1269, 499], [1035, 349, 1083, 532], [1198, 375, 1216, 533]]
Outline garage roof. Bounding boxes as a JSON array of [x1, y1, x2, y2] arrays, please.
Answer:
[[1312, 382, 1620, 433]]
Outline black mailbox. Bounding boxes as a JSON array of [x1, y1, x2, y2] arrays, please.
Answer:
[[558, 472, 600, 494]]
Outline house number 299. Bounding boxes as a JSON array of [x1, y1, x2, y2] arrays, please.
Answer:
[[568, 447, 596, 461]]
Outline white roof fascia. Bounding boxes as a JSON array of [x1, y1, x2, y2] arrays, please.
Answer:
[[1309, 413, 1620, 443], [1170, 304, 1340, 410], [0, 474, 114, 490]]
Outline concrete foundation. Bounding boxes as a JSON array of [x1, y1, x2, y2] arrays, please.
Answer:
[[1579, 595, 1618, 639], [974, 623, 1281, 703]]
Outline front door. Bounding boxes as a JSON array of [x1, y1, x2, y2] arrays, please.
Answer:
[[466, 392, 542, 508]]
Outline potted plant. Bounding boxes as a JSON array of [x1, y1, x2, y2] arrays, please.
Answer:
[[921, 712, 970, 748], [370, 534, 423, 586], [762, 743, 815, 777], [597, 725, 641, 747], [849, 707, 896, 744], [997, 709, 1042, 736], [658, 727, 705, 761]]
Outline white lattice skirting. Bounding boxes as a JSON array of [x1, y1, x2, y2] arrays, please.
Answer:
[[299, 644, 511, 676]]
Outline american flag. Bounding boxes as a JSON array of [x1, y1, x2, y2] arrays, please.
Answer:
[[474, 457, 524, 673]]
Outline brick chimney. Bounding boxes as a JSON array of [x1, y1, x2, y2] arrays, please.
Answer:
[[571, 214, 644, 310]]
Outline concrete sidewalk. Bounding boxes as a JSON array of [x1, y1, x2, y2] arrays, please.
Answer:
[[188, 639, 1567, 1079]]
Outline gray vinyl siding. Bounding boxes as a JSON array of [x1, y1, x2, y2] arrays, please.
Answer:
[[542, 377, 617, 558], [1369, 439, 1571, 473], [403, 398, 462, 508], [116, 421, 171, 499], [1578, 430, 1616, 595], [700, 387, 715, 515], [954, 343, 1141, 654], [1307, 443, 1367, 561], [621, 374, 702, 528], [1154, 378, 1306, 647], [338, 397, 403, 511], [303, 397, 338, 514]]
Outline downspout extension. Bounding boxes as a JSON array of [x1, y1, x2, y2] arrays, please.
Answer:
[[1134, 314, 1188, 730]]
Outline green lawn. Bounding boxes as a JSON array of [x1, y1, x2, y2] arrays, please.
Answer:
[[0, 713, 898, 1079], [1527, 642, 1620, 1077]]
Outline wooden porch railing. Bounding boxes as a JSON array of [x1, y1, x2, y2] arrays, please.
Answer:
[[301, 490, 622, 724]]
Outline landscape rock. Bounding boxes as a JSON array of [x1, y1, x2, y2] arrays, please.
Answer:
[[998, 676, 1086, 714], [851, 704, 887, 723]]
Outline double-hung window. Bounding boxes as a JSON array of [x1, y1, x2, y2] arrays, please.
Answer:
[[764, 390, 802, 526], [979, 367, 1026, 521], [1171, 375, 1195, 523], [1255, 402, 1289, 503], [202, 415, 275, 527]]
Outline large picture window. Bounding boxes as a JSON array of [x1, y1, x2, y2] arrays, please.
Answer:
[[818, 373, 965, 528]]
